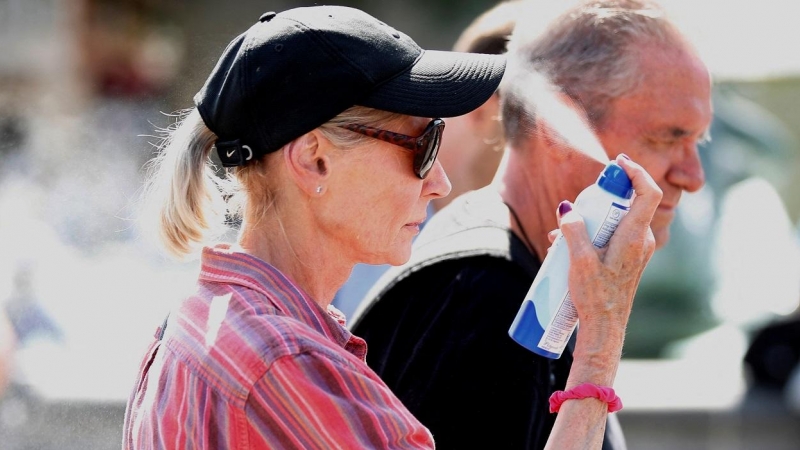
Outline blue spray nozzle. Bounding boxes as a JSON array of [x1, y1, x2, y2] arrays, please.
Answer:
[[596, 161, 633, 199]]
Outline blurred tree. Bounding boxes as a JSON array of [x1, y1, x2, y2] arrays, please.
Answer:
[[79, 0, 187, 99]]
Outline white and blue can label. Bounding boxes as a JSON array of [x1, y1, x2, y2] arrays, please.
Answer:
[[508, 161, 632, 359]]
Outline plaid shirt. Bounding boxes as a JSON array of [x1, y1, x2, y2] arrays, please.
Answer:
[[123, 245, 433, 449]]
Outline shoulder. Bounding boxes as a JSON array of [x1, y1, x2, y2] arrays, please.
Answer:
[[392, 255, 530, 299], [168, 285, 366, 400], [352, 254, 532, 338]]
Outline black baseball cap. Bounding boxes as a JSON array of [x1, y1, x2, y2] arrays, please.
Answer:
[[194, 5, 506, 167]]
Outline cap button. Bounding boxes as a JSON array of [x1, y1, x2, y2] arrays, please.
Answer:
[[259, 11, 277, 22]]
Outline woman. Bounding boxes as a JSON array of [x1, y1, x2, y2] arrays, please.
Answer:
[[123, 5, 661, 449]]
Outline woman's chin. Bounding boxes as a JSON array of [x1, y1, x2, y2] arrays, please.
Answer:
[[361, 246, 412, 267]]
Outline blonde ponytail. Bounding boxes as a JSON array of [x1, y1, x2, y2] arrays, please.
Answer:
[[141, 109, 232, 259]]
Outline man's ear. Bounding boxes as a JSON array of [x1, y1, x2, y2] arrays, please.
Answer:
[[466, 92, 501, 127], [466, 93, 504, 148], [283, 130, 331, 196]]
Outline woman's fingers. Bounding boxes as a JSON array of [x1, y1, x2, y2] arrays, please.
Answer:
[[604, 155, 661, 267], [556, 201, 597, 271], [615, 154, 662, 228]]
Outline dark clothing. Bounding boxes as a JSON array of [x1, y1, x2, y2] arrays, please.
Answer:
[[744, 314, 800, 390], [351, 187, 623, 450]]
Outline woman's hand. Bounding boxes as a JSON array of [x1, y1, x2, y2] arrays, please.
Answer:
[[544, 154, 662, 450], [558, 154, 661, 381]]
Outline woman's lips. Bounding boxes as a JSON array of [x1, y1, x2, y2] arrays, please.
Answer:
[[404, 220, 425, 232]]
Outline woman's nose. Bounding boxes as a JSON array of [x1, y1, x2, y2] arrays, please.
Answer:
[[424, 159, 452, 199]]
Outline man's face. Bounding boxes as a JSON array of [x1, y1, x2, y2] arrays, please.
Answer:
[[596, 42, 713, 248]]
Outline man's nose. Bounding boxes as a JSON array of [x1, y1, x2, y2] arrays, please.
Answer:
[[667, 143, 705, 193]]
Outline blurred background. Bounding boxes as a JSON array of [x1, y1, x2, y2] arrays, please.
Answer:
[[0, 0, 799, 448]]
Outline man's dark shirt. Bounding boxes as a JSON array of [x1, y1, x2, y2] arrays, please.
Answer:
[[351, 187, 623, 449]]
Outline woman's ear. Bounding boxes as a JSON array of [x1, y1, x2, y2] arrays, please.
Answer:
[[283, 130, 332, 196]]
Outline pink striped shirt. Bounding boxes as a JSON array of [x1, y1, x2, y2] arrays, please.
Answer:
[[122, 245, 434, 449]]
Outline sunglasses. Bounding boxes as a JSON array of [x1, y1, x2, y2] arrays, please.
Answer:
[[339, 118, 445, 179]]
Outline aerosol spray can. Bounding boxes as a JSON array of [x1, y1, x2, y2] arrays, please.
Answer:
[[508, 160, 633, 359]]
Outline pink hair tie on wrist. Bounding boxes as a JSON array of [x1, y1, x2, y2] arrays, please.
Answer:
[[549, 383, 623, 413]]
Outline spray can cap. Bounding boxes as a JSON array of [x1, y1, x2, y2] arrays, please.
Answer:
[[596, 161, 633, 199]]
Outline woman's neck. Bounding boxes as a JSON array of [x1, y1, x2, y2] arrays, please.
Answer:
[[236, 214, 353, 309]]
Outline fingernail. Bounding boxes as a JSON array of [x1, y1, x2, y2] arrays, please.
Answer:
[[618, 153, 631, 160], [558, 201, 572, 218]]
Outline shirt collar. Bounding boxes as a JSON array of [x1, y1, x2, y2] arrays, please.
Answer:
[[198, 244, 365, 358]]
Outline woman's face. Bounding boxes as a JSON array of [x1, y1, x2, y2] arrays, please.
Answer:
[[320, 116, 451, 266]]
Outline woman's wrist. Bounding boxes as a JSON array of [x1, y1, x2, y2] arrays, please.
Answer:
[[568, 326, 625, 388], [549, 383, 623, 413]]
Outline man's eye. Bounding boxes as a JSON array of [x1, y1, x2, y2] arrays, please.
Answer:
[[648, 137, 677, 148]]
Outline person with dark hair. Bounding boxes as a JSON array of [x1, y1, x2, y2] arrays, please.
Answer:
[[351, 1, 711, 448], [432, 0, 519, 213], [122, 4, 661, 449]]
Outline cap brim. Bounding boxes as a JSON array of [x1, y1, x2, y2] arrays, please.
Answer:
[[359, 50, 506, 118]]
